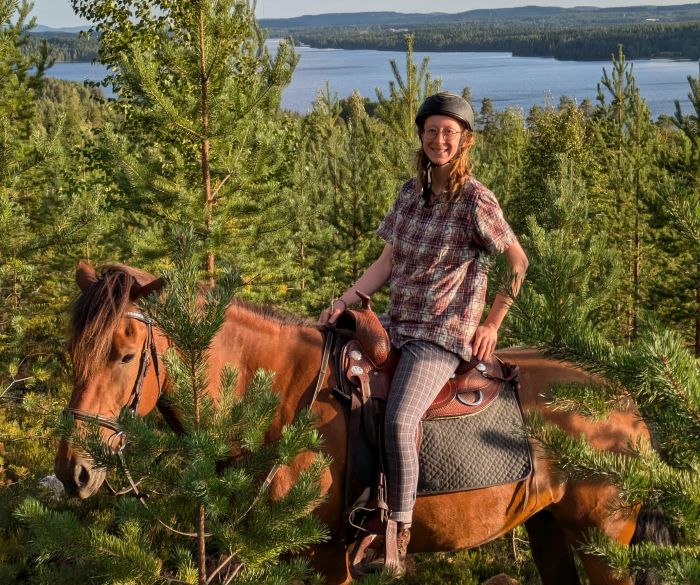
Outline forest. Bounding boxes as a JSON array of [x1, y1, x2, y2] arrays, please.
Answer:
[[291, 21, 700, 60], [2, 0, 700, 583]]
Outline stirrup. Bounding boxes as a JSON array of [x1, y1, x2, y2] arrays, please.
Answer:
[[348, 518, 406, 578]]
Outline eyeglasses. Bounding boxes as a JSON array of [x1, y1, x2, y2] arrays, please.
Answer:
[[422, 127, 463, 140]]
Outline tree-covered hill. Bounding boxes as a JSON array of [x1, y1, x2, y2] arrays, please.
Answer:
[[290, 21, 700, 61], [27, 30, 97, 62], [259, 3, 700, 29], [259, 4, 700, 61]]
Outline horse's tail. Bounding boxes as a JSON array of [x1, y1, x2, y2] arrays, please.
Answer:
[[630, 503, 674, 585]]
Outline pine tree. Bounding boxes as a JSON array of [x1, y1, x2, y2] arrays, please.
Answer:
[[300, 89, 397, 314], [11, 233, 329, 584], [509, 281, 700, 583], [0, 0, 62, 384], [505, 161, 620, 344], [472, 107, 528, 211], [374, 34, 440, 181], [593, 46, 658, 343], [0, 4, 115, 580], [650, 65, 700, 355], [477, 97, 495, 130], [0, 0, 103, 479], [70, 0, 298, 279], [507, 103, 600, 236]]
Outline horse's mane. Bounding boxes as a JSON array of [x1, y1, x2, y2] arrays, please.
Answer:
[[70, 263, 318, 386], [70, 263, 156, 387]]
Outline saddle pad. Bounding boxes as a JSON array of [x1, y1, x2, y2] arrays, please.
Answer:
[[417, 384, 532, 495]]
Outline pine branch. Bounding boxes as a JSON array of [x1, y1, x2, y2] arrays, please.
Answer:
[[580, 528, 700, 585]]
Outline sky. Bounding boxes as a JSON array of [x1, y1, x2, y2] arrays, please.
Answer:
[[29, 0, 697, 28]]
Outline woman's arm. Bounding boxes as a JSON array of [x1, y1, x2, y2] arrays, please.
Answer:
[[471, 239, 529, 360], [319, 242, 394, 324]]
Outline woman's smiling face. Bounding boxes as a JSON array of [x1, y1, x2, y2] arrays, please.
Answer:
[[421, 115, 465, 166]]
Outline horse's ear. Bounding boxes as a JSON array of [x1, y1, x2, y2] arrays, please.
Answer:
[[76, 261, 98, 292], [130, 277, 165, 301]]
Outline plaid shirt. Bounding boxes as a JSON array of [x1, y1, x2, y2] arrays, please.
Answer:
[[376, 176, 517, 360]]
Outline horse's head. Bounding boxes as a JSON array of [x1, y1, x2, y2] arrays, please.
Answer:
[[55, 261, 165, 498]]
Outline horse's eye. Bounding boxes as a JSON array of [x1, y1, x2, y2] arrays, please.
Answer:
[[121, 354, 135, 365]]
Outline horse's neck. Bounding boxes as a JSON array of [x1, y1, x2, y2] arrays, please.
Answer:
[[212, 304, 324, 403]]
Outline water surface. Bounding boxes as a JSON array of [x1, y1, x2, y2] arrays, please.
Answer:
[[47, 45, 699, 119]]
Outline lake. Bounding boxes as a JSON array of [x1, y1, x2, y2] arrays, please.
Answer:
[[47, 41, 699, 119]]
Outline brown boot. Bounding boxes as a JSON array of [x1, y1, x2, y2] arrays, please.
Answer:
[[393, 523, 411, 576]]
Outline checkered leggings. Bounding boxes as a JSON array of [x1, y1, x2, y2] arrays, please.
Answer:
[[384, 340, 461, 524]]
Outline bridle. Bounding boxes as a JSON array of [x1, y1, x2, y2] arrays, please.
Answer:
[[64, 310, 162, 447]]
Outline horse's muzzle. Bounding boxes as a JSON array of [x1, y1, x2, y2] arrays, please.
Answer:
[[54, 441, 106, 499]]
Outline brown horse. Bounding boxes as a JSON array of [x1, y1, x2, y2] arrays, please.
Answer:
[[56, 262, 651, 585]]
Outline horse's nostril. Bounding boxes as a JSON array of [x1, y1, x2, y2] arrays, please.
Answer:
[[75, 464, 91, 487]]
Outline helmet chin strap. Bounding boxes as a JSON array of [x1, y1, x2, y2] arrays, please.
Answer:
[[422, 159, 453, 208], [422, 162, 433, 207]]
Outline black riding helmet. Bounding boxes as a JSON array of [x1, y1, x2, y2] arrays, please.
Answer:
[[415, 92, 475, 131]]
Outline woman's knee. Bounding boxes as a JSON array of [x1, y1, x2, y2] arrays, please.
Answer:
[[385, 417, 419, 443]]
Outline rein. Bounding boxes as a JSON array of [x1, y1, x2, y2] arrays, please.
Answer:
[[64, 310, 162, 444]]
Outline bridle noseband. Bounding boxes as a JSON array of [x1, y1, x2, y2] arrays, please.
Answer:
[[64, 311, 162, 446]]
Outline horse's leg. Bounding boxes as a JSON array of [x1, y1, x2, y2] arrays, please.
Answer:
[[550, 482, 637, 585], [524, 509, 581, 585], [577, 554, 632, 585]]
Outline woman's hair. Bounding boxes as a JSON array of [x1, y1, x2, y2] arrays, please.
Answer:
[[415, 126, 477, 199]]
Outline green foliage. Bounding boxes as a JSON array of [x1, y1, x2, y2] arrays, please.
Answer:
[[473, 106, 528, 210], [300, 89, 396, 311], [403, 554, 478, 585], [394, 529, 540, 585], [509, 103, 598, 234], [650, 65, 700, 353], [0, 6, 108, 583], [0, 0, 105, 418], [581, 530, 700, 585], [592, 46, 659, 343], [506, 161, 620, 344]]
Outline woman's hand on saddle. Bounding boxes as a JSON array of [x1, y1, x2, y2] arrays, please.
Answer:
[[319, 299, 346, 325], [471, 322, 498, 361]]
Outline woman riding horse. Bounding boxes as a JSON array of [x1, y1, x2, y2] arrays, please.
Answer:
[[319, 92, 529, 575]]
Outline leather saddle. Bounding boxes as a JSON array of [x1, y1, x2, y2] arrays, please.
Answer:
[[334, 292, 518, 419]]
